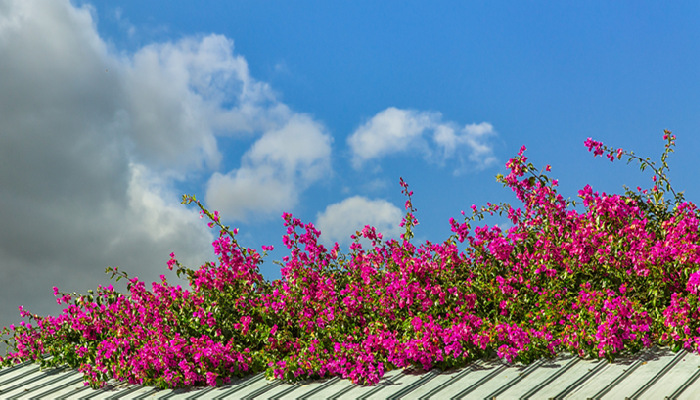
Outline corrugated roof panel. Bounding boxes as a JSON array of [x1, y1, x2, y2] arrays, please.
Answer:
[[3, 346, 700, 399]]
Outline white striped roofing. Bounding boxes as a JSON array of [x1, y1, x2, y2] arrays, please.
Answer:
[[2, 346, 700, 399]]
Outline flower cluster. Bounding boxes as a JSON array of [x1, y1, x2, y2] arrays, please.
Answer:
[[2, 130, 700, 389]]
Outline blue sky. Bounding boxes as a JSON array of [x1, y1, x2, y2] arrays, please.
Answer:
[[2, 0, 700, 329]]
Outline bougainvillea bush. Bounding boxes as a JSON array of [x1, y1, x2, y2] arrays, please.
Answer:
[[3, 131, 700, 389]]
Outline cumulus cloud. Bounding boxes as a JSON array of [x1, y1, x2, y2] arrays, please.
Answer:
[[315, 196, 404, 248], [205, 114, 332, 221], [0, 0, 332, 329], [121, 33, 294, 173], [0, 0, 224, 328], [348, 107, 498, 173], [347, 108, 437, 164]]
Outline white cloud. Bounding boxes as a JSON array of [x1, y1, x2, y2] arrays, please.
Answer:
[[348, 107, 498, 174], [121, 34, 277, 172], [315, 196, 404, 248], [348, 107, 436, 167], [205, 114, 332, 221], [246, 114, 332, 184], [434, 122, 498, 173], [205, 167, 296, 222]]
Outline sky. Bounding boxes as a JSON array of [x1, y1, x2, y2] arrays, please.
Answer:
[[2, 0, 700, 332]]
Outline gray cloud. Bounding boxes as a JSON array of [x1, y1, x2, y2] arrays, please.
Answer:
[[0, 0, 331, 331], [0, 0, 221, 330]]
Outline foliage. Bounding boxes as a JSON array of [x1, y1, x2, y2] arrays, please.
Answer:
[[3, 130, 700, 389]]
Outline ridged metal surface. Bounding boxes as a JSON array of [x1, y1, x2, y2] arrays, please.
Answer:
[[3, 347, 700, 399]]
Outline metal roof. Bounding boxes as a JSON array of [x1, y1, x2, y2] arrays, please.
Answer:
[[2, 346, 700, 399]]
